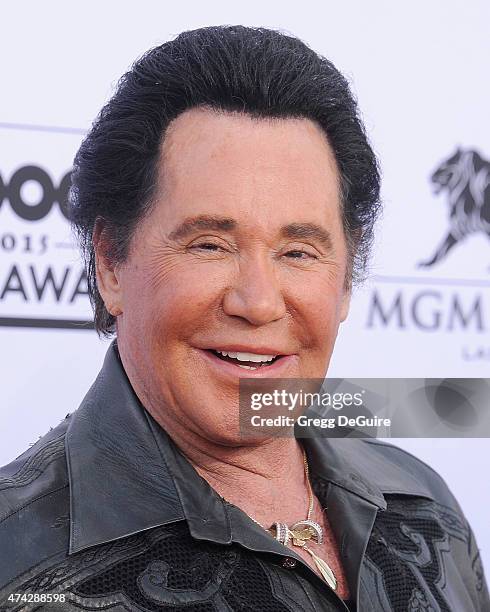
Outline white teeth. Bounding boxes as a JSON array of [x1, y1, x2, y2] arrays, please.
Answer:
[[216, 350, 277, 362], [236, 364, 259, 370]]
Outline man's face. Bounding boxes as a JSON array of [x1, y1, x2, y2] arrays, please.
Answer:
[[99, 107, 351, 444]]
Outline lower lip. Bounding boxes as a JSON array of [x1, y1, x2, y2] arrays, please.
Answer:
[[197, 349, 298, 378]]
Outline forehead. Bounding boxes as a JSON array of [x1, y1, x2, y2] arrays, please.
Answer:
[[158, 107, 340, 203]]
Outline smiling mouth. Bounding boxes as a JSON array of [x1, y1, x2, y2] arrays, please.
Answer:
[[207, 349, 283, 370]]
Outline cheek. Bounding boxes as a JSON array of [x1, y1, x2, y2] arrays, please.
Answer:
[[123, 258, 224, 341], [288, 273, 347, 341]]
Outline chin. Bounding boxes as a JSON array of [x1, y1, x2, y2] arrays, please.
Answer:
[[211, 432, 287, 448], [195, 418, 278, 448]]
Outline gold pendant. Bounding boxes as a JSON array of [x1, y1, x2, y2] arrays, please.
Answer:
[[290, 519, 323, 544], [290, 527, 315, 545]]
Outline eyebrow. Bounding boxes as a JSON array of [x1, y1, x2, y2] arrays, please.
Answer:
[[168, 214, 333, 250], [281, 222, 333, 251], [168, 215, 236, 240]]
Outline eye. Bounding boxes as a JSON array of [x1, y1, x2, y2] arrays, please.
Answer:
[[284, 249, 318, 260], [188, 240, 232, 255], [190, 242, 222, 251]]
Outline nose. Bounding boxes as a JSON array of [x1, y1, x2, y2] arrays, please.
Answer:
[[222, 255, 287, 326]]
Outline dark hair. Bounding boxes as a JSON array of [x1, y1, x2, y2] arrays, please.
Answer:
[[69, 25, 381, 337]]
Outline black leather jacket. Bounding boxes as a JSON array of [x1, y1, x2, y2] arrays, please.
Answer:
[[0, 341, 488, 611]]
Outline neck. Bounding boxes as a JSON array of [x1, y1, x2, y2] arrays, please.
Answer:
[[158, 406, 311, 526], [174, 423, 311, 527]]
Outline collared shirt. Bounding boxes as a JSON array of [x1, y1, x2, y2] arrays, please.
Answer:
[[0, 340, 488, 611]]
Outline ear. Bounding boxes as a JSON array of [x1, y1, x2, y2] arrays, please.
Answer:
[[339, 229, 360, 322], [339, 285, 352, 322], [93, 218, 123, 317]]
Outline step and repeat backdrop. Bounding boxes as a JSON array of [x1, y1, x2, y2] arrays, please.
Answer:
[[1, 1, 489, 571]]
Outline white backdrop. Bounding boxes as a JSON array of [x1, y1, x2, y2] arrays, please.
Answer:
[[1, 0, 489, 575]]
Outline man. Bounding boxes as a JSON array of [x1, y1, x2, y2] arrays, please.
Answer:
[[0, 25, 488, 611]]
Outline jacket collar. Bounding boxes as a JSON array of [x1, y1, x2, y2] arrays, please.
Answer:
[[65, 339, 435, 555]]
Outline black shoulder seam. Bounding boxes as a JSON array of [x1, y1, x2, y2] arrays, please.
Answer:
[[0, 483, 69, 525]]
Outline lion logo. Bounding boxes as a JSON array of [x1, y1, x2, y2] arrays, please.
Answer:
[[418, 148, 490, 267]]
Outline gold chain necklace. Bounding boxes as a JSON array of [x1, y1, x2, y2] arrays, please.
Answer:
[[250, 448, 337, 591]]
